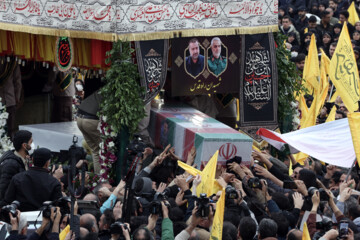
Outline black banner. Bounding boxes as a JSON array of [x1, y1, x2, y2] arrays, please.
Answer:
[[171, 36, 240, 96], [136, 39, 169, 104], [239, 33, 278, 141]]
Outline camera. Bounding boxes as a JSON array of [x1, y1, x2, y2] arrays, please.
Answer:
[[248, 177, 262, 189], [127, 136, 146, 155], [316, 217, 333, 231], [0, 200, 20, 224], [149, 192, 169, 215], [225, 185, 239, 200], [308, 187, 329, 202], [110, 221, 128, 239], [313, 217, 334, 239], [195, 194, 210, 218], [42, 196, 71, 218]]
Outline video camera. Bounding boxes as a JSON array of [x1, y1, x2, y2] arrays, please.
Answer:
[[42, 196, 71, 218], [0, 200, 20, 224], [149, 191, 170, 216], [126, 136, 146, 156], [184, 193, 211, 218], [110, 221, 128, 239]]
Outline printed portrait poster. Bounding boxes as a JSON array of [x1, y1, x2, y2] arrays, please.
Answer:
[[172, 36, 241, 96]]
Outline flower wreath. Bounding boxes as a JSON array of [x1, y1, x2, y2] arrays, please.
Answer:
[[86, 116, 118, 191], [0, 97, 13, 155]]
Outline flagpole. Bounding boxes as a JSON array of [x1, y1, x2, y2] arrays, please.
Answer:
[[328, 80, 334, 101], [345, 158, 357, 182]]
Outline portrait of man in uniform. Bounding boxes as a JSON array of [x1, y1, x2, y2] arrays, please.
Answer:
[[185, 38, 205, 78], [207, 37, 227, 76]]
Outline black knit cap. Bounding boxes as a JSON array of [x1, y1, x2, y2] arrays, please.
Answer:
[[13, 130, 32, 151], [32, 148, 52, 167]]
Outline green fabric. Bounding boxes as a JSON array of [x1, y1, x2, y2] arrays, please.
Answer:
[[161, 218, 174, 240], [207, 55, 227, 75]]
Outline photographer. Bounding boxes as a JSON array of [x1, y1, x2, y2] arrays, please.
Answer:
[[27, 207, 62, 240], [3, 148, 62, 211], [6, 210, 27, 240]]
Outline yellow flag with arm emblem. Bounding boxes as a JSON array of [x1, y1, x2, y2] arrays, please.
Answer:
[[210, 189, 225, 240], [329, 23, 360, 113]]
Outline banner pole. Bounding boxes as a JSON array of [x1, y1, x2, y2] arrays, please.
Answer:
[[345, 158, 357, 182]]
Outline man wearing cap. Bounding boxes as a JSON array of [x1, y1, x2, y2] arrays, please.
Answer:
[[0, 130, 33, 202], [2, 148, 62, 211]]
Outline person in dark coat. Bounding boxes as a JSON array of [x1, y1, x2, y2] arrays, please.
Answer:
[[2, 148, 62, 212], [0, 130, 32, 202]]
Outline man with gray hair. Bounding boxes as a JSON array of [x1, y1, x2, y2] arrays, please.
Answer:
[[6, 210, 27, 239], [208, 37, 227, 76]]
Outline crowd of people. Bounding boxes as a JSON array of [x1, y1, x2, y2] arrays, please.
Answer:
[[280, 0, 360, 74], [0, 127, 359, 240], [279, 0, 359, 124]]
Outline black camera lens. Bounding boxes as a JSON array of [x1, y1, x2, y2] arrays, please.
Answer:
[[0, 200, 20, 224], [225, 185, 239, 200], [248, 177, 261, 189]]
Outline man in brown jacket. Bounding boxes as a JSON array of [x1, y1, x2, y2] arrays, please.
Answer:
[[0, 60, 22, 140]]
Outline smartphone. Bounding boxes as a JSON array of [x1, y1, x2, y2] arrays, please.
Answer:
[[339, 220, 349, 238], [283, 180, 298, 189]]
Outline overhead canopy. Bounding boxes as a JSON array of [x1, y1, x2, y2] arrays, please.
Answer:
[[257, 118, 356, 168], [0, 0, 278, 41]]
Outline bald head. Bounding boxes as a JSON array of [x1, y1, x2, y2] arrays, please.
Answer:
[[83, 193, 97, 201], [80, 213, 99, 233], [287, 229, 302, 240], [79, 227, 89, 239], [326, 7, 334, 16]]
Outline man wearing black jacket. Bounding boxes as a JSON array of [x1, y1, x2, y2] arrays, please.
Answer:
[[2, 148, 62, 211], [0, 130, 32, 202]]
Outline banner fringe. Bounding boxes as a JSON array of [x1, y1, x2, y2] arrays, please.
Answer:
[[0, 22, 278, 41]]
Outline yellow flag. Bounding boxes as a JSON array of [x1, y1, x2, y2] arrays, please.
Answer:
[[348, 112, 360, 165], [177, 160, 201, 176], [329, 23, 360, 113], [289, 157, 293, 176], [196, 151, 218, 197], [304, 34, 320, 91], [294, 152, 307, 165], [299, 95, 309, 126], [210, 189, 225, 240], [320, 49, 330, 92], [59, 225, 70, 240], [326, 106, 337, 122], [302, 222, 311, 240], [348, 2, 360, 26], [302, 94, 318, 129]]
